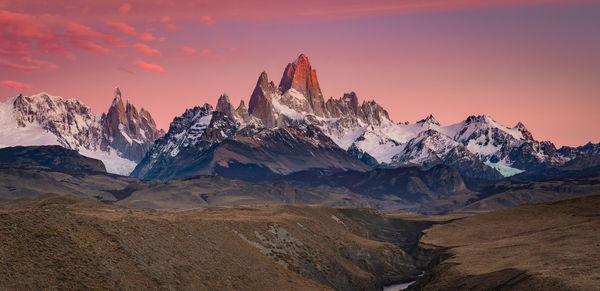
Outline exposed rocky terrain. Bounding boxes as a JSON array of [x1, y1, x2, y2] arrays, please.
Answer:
[[132, 54, 599, 182], [101, 88, 165, 162], [1, 54, 598, 181], [0, 89, 163, 175]]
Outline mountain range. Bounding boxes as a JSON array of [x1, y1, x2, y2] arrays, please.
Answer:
[[0, 88, 163, 174], [0, 54, 598, 182]]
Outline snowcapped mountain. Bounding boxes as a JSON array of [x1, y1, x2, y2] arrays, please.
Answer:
[[133, 53, 597, 181], [4, 54, 594, 180], [0, 89, 163, 175], [132, 93, 371, 180]]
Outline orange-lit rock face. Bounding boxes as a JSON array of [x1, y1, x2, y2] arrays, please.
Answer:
[[248, 71, 279, 127], [279, 54, 326, 117]]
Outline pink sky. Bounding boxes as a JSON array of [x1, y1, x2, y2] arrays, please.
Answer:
[[0, 0, 598, 146]]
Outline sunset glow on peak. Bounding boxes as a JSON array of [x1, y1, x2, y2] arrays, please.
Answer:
[[0, 0, 598, 146]]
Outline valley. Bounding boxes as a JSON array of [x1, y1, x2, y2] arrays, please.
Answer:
[[0, 192, 597, 290]]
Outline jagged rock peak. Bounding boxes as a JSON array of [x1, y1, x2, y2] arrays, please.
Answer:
[[360, 100, 391, 125], [112, 87, 124, 108], [278, 54, 326, 116], [216, 93, 233, 115], [248, 71, 278, 127], [417, 114, 440, 126], [237, 100, 247, 111], [102, 88, 165, 162], [465, 114, 493, 124], [514, 121, 534, 140]]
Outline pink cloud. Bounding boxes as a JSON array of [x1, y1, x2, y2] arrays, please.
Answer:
[[139, 32, 157, 41], [132, 43, 161, 56], [0, 9, 53, 39], [37, 40, 73, 56], [165, 23, 180, 30], [134, 59, 166, 73], [118, 3, 132, 15], [200, 16, 215, 26], [160, 15, 180, 30], [181, 46, 212, 56], [0, 1, 572, 25], [0, 37, 32, 56], [0, 80, 32, 90], [65, 22, 123, 46], [67, 38, 110, 53], [180, 46, 228, 61], [20, 56, 59, 70], [181, 46, 198, 55], [0, 58, 43, 71], [107, 22, 137, 36]]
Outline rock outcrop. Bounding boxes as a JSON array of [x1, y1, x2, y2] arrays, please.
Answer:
[[102, 88, 164, 162]]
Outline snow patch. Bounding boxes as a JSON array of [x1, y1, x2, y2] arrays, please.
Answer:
[[78, 147, 138, 175], [484, 161, 524, 177], [0, 97, 62, 148]]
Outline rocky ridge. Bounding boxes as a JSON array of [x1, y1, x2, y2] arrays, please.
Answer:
[[0, 89, 163, 174]]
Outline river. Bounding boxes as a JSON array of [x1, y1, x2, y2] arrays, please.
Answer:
[[382, 280, 416, 291]]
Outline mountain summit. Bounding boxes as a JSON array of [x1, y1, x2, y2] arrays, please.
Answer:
[[2, 54, 597, 180], [102, 88, 165, 162], [278, 54, 326, 116], [134, 53, 598, 181]]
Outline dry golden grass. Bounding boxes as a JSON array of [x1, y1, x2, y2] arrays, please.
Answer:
[[0, 194, 426, 290], [418, 193, 600, 290]]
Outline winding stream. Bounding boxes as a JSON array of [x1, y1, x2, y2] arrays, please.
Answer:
[[383, 280, 416, 291]]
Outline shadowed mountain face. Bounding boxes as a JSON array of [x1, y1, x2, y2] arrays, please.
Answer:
[[131, 108, 371, 181], [0, 145, 106, 173], [2, 145, 600, 214], [271, 165, 468, 203], [509, 155, 600, 182]]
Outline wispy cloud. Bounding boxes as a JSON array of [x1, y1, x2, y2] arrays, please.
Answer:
[[134, 59, 166, 73], [107, 22, 137, 36], [0, 57, 59, 71], [181, 46, 211, 56], [118, 3, 132, 15], [200, 16, 215, 26], [132, 43, 161, 56], [0, 80, 32, 90]]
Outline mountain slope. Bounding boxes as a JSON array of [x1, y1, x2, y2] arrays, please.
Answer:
[[132, 103, 370, 181], [0, 145, 106, 173], [0, 89, 163, 175], [3, 54, 596, 179]]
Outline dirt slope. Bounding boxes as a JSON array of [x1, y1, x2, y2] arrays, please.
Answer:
[[416, 193, 600, 290], [0, 194, 430, 290]]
